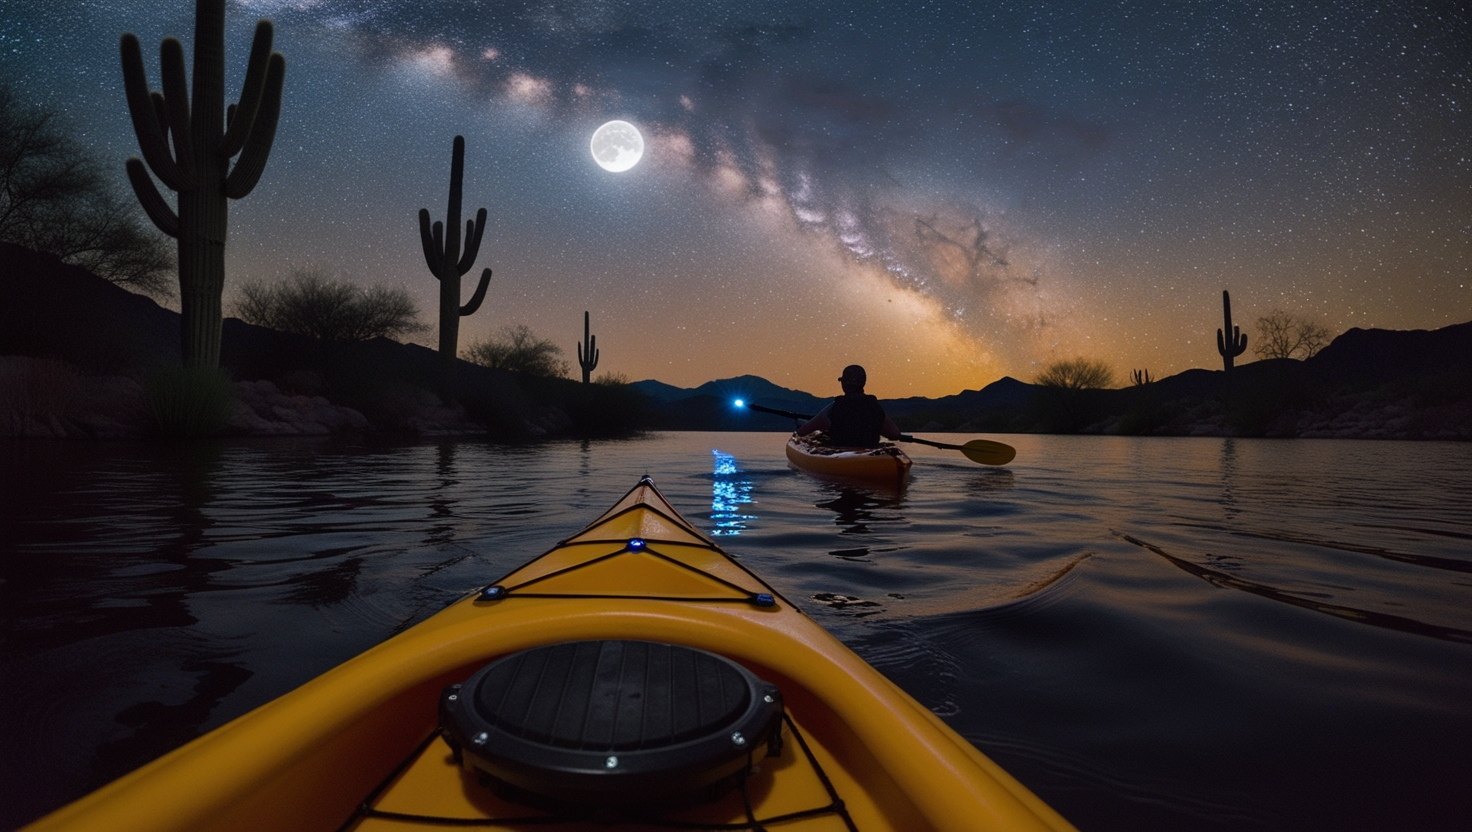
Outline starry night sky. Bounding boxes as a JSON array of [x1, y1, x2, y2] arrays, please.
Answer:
[[3, 1, 1468, 397]]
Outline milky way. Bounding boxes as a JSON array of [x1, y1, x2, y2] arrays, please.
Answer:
[[2, 1, 1467, 396]]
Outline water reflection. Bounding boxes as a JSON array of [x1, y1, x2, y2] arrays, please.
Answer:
[[967, 468, 1015, 494], [1219, 437, 1240, 520], [710, 450, 756, 536], [20, 442, 237, 651], [814, 485, 904, 536], [426, 442, 458, 545], [280, 555, 365, 607], [88, 655, 253, 793]]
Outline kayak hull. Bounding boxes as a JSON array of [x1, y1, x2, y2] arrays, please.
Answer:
[[785, 434, 913, 487], [26, 478, 1072, 832]]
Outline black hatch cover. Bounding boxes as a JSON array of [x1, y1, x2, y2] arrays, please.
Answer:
[[439, 640, 784, 808]]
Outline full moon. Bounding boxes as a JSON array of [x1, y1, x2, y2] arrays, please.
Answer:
[[590, 120, 644, 172]]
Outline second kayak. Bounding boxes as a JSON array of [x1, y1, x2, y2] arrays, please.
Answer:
[[785, 433, 914, 487]]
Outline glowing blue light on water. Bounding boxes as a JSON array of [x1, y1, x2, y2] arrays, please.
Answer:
[[710, 450, 755, 535], [712, 450, 738, 477]]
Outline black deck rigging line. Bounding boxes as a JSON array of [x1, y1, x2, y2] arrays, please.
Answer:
[[482, 485, 799, 611], [498, 543, 766, 604], [343, 713, 856, 830], [490, 593, 764, 604], [567, 536, 717, 550]]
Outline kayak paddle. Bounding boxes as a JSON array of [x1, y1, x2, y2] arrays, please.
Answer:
[[896, 434, 1016, 466], [736, 401, 1016, 466]]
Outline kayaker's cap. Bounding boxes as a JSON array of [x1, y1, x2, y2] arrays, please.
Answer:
[[839, 365, 866, 386]]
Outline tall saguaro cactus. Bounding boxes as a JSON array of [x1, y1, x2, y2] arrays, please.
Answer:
[[419, 135, 493, 363], [1216, 290, 1247, 372], [120, 0, 286, 369], [577, 310, 599, 384]]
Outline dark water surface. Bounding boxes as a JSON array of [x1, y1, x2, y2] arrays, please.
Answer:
[[3, 433, 1470, 831]]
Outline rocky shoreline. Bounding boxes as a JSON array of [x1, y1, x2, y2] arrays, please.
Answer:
[[0, 357, 508, 440]]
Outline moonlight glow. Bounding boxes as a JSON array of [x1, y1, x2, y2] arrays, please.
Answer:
[[590, 120, 644, 172]]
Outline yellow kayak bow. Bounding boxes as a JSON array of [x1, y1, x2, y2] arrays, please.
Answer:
[[28, 477, 1074, 832]]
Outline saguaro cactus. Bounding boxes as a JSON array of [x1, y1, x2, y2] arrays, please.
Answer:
[[120, 0, 286, 369], [577, 311, 599, 384], [1216, 290, 1247, 372], [419, 135, 492, 363]]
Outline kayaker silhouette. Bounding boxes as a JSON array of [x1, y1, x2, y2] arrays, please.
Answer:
[[796, 364, 902, 448]]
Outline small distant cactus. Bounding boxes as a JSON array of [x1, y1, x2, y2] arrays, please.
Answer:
[[1131, 369, 1153, 386], [420, 135, 493, 363], [577, 311, 599, 384], [1216, 290, 1247, 372], [120, 0, 286, 369]]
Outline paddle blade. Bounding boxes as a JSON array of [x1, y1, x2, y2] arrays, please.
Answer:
[[960, 439, 1016, 466]]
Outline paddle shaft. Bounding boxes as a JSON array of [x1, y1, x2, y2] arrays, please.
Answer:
[[745, 403, 813, 421]]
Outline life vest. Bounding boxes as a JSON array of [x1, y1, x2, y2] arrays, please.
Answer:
[[826, 394, 887, 447]]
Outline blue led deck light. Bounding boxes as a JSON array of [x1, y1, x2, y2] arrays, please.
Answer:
[[628, 538, 646, 550], [479, 585, 507, 601]]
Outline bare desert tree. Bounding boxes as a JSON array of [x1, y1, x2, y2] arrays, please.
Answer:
[[1035, 358, 1115, 389], [463, 325, 570, 378], [1254, 310, 1331, 360], [233, 269, 428, 342], [0, 83, 172, 297]]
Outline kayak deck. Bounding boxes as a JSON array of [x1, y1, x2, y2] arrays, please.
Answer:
[[348, 707, 870, 829], [26, 478, 1073, 832]]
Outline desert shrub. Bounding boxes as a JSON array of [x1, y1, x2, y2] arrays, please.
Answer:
[[463, 325, 570, 378], [0, 84, 172, 297], [1035, 358, 1115, 389], [233, 269, 428, 342], [144, 366, 234, 437], [593, 371, 631, 386]]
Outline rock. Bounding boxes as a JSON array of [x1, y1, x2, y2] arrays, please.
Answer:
[[226, 378, 369, 436]]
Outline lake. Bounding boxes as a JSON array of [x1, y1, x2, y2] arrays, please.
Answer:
[[2, 432, 1469, 831]]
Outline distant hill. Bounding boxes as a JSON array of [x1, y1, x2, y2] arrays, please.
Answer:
[[633, 374, 1044, 432], [632, 323, 1471, 439], [631, 375, 829, 430]]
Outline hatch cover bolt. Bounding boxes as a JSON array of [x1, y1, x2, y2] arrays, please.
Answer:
[[447, 694, 458, 701], [473, 732, 488, 745], [605, 756, 619, 768], [763, 694, 774, 703], [731, 732, 747, 747]]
